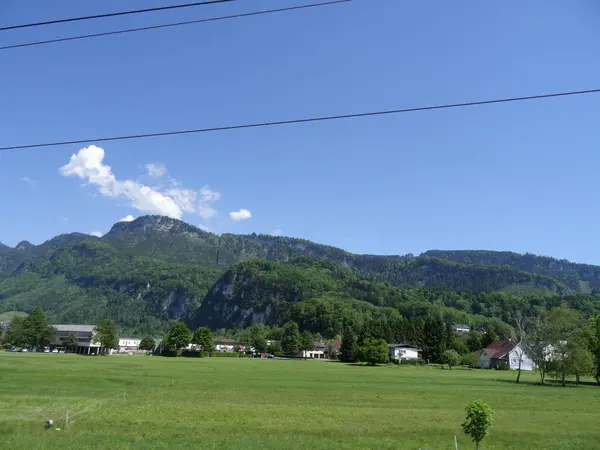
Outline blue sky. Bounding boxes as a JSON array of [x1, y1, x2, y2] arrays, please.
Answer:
[[1, 0, 600, 263]]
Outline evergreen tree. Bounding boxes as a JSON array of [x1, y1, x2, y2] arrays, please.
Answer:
[[340, 327, 358, 363], [64, 333, 78, 352], [22, 306, 54, 350], [423, 314, 447, 362]]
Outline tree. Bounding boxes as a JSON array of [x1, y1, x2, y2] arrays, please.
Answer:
[[64, 333, 78, 352], [441, 349, 461, 369], [545, 308, 581, 387], [165, 321, 191, 352], [139, 336, 156, 353], [248, 326, 267, 353], [299, 331, 314, 359], [462, 352, 478, 368], [466, 332, 484, 352], [423, 314, 448, 363], [511, 310, 529, 383], [192, 327, 214, 352], [267, 340, 281, 355], [340, 327, 358, 363], [358, 338, 389, 366], [281, 321, 301, 354], [4, 316, 27, 348], [587, 315, 600, 385], [462, 399, 493, 450], [93, 319, 118, 354], [569, 343, 595, 386], [22, 306, 53, 350]]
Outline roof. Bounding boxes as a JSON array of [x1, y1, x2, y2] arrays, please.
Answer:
[[314, 341, 327, 349], [388, 343, 422, 351], [53, 324, 96, 332], [481, 339, 517, 359], [214, 338, 236, 344]]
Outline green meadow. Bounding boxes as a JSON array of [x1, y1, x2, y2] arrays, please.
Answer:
[[1, 353, 599, 449]]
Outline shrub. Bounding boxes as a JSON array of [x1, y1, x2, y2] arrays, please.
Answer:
[[391, 358, 400, 365], [462, 399, 493, 449], [181, 350, 201, 358], [497, 361, 509, 371], [462, 353, 479, 368]]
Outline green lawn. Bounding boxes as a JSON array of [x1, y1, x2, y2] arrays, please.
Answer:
[[1, 354, 599, 449]]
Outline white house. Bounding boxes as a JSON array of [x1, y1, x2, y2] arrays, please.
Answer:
[[301, 341, 327, 359], [476, 339, 535, 370], [452, 324, 471, 333], [118, 337, 142, 353], [388, 344, 422, 361]]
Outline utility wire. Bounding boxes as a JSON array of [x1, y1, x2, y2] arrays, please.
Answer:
[[0, 1, 350, 51], [2, 88, 598, 151], [0, 0, 233, 32]]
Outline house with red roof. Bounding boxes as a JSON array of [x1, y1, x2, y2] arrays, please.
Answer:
[[474, 339, 535, 370]]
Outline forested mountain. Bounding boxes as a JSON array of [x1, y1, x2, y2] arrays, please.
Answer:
[[423, 250, 600, 293], [0, 215, 599, 336]]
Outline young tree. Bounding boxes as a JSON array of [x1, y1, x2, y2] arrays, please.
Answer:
[[139, 336, 156, 353], [192, 327, 214, 352], [358, 338, 389, 366], [93, 319, 118, 354], [340, 327, 358, 363], [441, 349, 461, 369], [462, 352, 478, 368], [511, 310, 529, 384], [281, 321, 301, 354], [462, 399, 493, 450], [64, 333, 78, 353], [299, 331, 314, 359], [248, 326, 267, 353], [165, 321, 191, 352]]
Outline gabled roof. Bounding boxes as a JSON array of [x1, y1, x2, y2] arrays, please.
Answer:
[[388, 343, 422, 351], [54, 324, 96, 332], [481, 339, 517, 359]]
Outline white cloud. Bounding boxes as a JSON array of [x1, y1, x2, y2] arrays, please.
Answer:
[[90, 231, 103, 237], [60, 146, 221, 220], [120, 215, 136, 222], [229, 209, 252, 221], [59, 216, 69, 224], [22, 176, 37, 185], [198, 224, 211, 232], [269, 226, 282, 237], [146, 163, 167, 177]]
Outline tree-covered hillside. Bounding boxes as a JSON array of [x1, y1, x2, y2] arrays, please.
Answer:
[[1, 215, 600, 336], [191, 257, 600, 337]]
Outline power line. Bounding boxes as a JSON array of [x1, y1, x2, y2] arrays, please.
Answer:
[[0, 1, 350, 51], [0, 0, 233, 32], [2, 88, 598, 152]]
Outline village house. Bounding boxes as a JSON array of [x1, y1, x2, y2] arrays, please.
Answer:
[[388, 344, 422, 361], [475, 339, 535, 370], [301, 341, 327, 359]]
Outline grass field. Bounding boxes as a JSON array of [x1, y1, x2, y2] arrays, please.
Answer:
[[1, 354, 599, 449]]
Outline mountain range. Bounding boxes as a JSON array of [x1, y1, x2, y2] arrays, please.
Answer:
[[1, 215, 599, 336]]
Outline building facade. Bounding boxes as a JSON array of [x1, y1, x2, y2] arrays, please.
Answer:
[[388, 344, 422, 361], [476, 339, 535, 370], [53, 324, 102, 355]]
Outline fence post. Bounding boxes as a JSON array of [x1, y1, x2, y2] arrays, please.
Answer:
[[454, 435, 459, 449], [65, 410, 69, 430]]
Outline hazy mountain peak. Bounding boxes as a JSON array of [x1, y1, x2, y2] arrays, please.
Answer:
[[106, 215, 209, 236], [15, 241, 34, 251]]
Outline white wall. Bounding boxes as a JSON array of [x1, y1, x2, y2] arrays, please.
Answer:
[[508, 345, 535, 371], [390, 347, 419, 360]]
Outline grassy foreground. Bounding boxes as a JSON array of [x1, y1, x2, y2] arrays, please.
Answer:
[[1, 354, 599, 449]]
